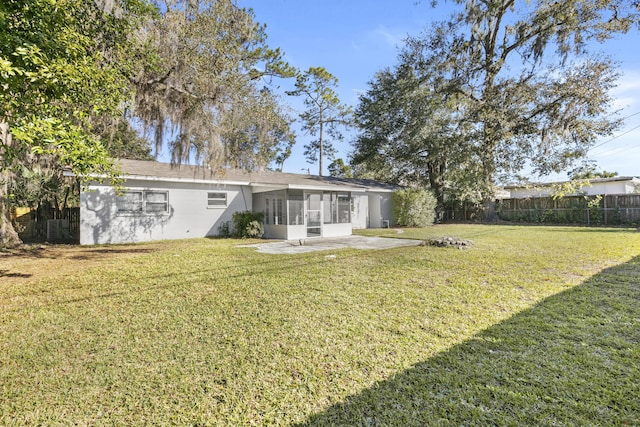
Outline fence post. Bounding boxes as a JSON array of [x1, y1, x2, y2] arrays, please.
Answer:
[[586, 206, 590, 225]]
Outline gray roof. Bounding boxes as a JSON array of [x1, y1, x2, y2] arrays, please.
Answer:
[[114, 159, 399, 192]]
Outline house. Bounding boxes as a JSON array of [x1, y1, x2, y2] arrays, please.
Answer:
[[502, 176, 640, 199], [77, 159, 397, 245]]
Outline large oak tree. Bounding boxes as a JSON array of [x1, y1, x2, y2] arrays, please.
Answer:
[[353, 0, 638, 214]]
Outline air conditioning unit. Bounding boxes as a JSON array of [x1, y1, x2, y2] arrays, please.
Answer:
[[47, 219, 69, 241]]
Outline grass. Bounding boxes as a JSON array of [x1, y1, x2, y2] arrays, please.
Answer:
[[1, 224, 639, 425]]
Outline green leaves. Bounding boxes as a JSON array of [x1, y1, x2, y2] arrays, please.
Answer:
[[132, 0, 294, 170], [0, 0, 144, 245], [287, 67, 352, 175], [354, 0, 634, 206], [393, 188, 438, 227]]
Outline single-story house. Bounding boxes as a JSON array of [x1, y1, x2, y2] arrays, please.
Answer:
[[76, 159, 398, 245], [502, 176, 640, 199]]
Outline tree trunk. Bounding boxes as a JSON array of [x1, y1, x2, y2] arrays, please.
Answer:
[[427, 159, 446, 222], [0, 174, 22, 248], [0, 120, 22, 248], [318, 117, 324, 176]]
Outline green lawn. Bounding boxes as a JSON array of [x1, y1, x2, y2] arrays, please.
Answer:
[[1, 225, 639, 425]]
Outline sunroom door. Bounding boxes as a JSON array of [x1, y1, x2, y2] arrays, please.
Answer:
[[305, 192, 322, 237]]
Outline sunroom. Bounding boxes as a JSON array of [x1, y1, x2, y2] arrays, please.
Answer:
[[252, 187, 361, 240]]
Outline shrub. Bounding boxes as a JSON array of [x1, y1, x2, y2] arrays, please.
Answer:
[[232, 211, 264, 238], [392, 188, 437, 227]]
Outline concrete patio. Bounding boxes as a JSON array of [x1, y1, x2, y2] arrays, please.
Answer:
[[238, 235, 422, 254]]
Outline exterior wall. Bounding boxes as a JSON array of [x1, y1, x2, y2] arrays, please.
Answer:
[[507, 179, 639, 199], [589, 182, 628, 195], [368, 192, 394, 228], [322, 223, 352, 237], [351, 194, 369, 229], [80, 179, 250, 244], [508, 187, 553, 199], [81, 177, 397, 244], [285, 225, 307, 240], [263, 225, 288, 240]]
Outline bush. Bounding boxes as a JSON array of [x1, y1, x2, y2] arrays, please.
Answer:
[[393, 188, 437, 227], [232, 211, 264, 238]]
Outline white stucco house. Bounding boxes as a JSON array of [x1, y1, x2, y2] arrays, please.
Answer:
[[76, 159, 397, 245], [502, 176, 640, 199]]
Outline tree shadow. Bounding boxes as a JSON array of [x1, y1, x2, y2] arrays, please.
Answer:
[[0, 245, 154, 261], [0, 270, 32, 278], [67, 247, 154, 260], [297, 256, 640, 426]]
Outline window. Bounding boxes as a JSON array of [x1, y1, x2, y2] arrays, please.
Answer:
[[321, 192, 351, 224], [145, 191, 169, 214], [274, 198, 284, 225], [265, 194, 285, 225], [337, 193, 350, 223], [117, 191, 143, 214], [117, 190, 168, 215], [207, 192, 227, 208], [323, 192, 335, 224], [288, 190, 304, 225]]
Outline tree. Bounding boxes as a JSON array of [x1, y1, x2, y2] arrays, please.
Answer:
[[131, 0, 295, 171], [327, 158, 353, 178], [93, 114, 153, 161], [443, 0, 638, 207], [355, 0, 638, 216], [287, 67, 352, 176], [352, 64, 473, 210], [567, 160, 618, 180], [220, 88, 295, 171], [1, 0, 148, 247]]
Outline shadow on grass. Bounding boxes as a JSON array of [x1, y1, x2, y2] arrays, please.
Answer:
[[66, 247, 155, 260], [3, 249, 376, 311], [297, 256, 640, 426], [1, 244, 154, 260], [0, 270, 32, 278]]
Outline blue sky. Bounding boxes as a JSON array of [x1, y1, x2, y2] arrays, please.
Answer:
[[241, 0, 640, 180]]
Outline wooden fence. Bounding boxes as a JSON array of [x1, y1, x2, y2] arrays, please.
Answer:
[[11, 207, 80, 243], [497, 194, 640, 225]]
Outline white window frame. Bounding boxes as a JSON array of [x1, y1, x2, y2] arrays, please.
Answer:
[[265, 194, 285, 225], [117, 191, 143, 215], [117, 190, 169, 215], [144, 191, 169, 214], [207, 192, 227, 208]]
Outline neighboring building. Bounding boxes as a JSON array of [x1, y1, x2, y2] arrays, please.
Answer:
[[502, 176, 640, 199], [76, 159, 397, 245]]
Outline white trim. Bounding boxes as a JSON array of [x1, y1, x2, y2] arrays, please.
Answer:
[[112, 174, 251, 186]]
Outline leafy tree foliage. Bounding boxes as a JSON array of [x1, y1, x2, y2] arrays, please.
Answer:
[[131, 0, 295, 171], [287, 67, 352, 176], [352, 64, 472, 209], [392, 188, 437, 227], [353, 0, 638, 213], [0, 0, 148, 247], [567, 160, 618, 180], [327, 158, 353, 178], [93, 114, 153, 161], [9, 158, 78, 218]]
